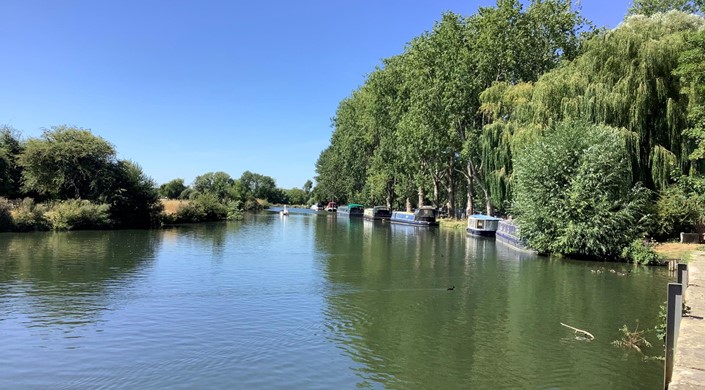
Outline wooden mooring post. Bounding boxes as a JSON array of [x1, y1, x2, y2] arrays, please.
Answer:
[[668, 259, 679, 272]]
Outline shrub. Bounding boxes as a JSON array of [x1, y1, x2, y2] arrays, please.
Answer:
[[513, 120, 649, 258], [621, 238, 664, 265], [11, 198, 49, 231], [45, 199, 112, 230], [173, 202, 206, 223], [0, 197, 13, 232]]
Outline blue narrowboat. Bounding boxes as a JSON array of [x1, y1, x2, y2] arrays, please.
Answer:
[[496, 219, 536, 252], [363, 206, 392, 221], [466, 214, 501, 237], [390, 206, 438, 227], [337, 204, 364, 217]]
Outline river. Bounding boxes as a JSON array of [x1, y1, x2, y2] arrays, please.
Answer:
[[0, 209, 669, 389]]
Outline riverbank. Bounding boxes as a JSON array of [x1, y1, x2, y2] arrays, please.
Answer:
[[669, 251, 705, 389]]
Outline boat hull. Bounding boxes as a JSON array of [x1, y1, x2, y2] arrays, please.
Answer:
[[496, 220, 536, 252], [466, 227, 496, 237], [389, 209, 438, 227]]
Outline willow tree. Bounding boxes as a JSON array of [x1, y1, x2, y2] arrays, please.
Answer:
[[628, 0, 703, 15], [677, 28, 705, 163], [480, 11, 705, 207]]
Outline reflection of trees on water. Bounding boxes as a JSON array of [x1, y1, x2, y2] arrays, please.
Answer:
[[161, 221, 243, 261], [313, 220, 517, 388], [313, 218, 669, 388], [0, 230, 161, 329]]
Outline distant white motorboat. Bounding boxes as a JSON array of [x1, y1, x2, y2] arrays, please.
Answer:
[[310, 203, 324, 211], [280, 205, 289, 216]]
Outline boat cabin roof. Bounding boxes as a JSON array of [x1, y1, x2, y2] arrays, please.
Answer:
[[348, 204, 363, 208], [469, 214, 501, 221]]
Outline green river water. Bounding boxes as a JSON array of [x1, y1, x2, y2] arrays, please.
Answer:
[[0, 209, 670, 389]]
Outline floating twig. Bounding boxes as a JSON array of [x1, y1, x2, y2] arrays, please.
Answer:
[[561, 322, 595, 340]]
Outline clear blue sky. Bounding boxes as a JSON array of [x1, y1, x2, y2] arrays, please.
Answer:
[[0, 0, 632, 189]]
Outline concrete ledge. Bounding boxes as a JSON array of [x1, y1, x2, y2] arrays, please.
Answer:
[[670, 254, 705, 389]]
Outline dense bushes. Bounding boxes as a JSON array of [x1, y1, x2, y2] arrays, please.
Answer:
[[513, 121, 649, 258], [11, 198, 48, 231], [0, 197, 113, 231], [44, 200, 112, 230], [0, 198, 12, 232]]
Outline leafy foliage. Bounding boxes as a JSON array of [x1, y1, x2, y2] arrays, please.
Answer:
[[19, 126, 116, 199], [513, 121, 649, 258], [612, 321, 653, 353], [628, 0, 703, 15], [44, 199, 112, 230], [11, 198, 49, 231], [106, 160, 163, 228], [159, 178, 187, 199], [621, 238, 665, 264], [0, 127, 24, 198], [0, 197, 13, 232]]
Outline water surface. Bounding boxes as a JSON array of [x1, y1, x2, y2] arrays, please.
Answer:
[[0, 210, 669, 389]]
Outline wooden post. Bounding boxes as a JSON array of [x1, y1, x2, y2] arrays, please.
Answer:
[[664, 282, 683, 389], [668, 259, 679, 272]]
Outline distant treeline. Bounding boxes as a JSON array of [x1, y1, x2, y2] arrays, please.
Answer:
[[314, 0, 705, 260], [0, 125, 314, 231]]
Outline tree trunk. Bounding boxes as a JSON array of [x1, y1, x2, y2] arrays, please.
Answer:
[[466, 172, 474, 217], [446, 158, 456, 219], [405, 197, 412, 212], [482, 186, 492, 216], [418, 186, 425, 208], [432, 177, 440, 208], [386, 179, 394, 209]]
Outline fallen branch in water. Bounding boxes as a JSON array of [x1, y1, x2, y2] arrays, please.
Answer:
[[561, 322, 595, 340]]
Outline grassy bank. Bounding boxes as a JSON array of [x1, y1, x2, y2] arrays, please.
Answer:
[[439, 218, 466, 230], [654, 243, 705, 263]]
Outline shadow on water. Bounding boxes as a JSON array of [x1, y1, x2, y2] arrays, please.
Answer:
[[314, 219, 672, 389], [0, 230, 161, 328]]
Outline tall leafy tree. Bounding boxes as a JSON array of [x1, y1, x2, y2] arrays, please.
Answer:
[[0, 126, 24, 198], [676, 28, 705, 162], [106, 160, 163, 228], [19, 126, 116, 200], [238, 171, 280, 201], [159, 178, 187, 199], [193, 171, 234, 201]]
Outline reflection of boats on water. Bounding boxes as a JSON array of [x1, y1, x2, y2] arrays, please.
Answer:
[[464, 233, 497, 261], [389, 206, 438, 227], [466, 214, 500, 237], [363, 206, 391, 221]]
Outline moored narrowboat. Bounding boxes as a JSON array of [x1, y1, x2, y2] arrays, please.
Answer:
[[496, 219, 536, 252], [466, 214, 501, 237], [337, 203, 364, 217], [363, 206, 392, 221], [390, 206, 438, 227]]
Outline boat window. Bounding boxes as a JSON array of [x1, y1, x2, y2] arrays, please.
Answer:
[[417, 209, 434, 218]]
